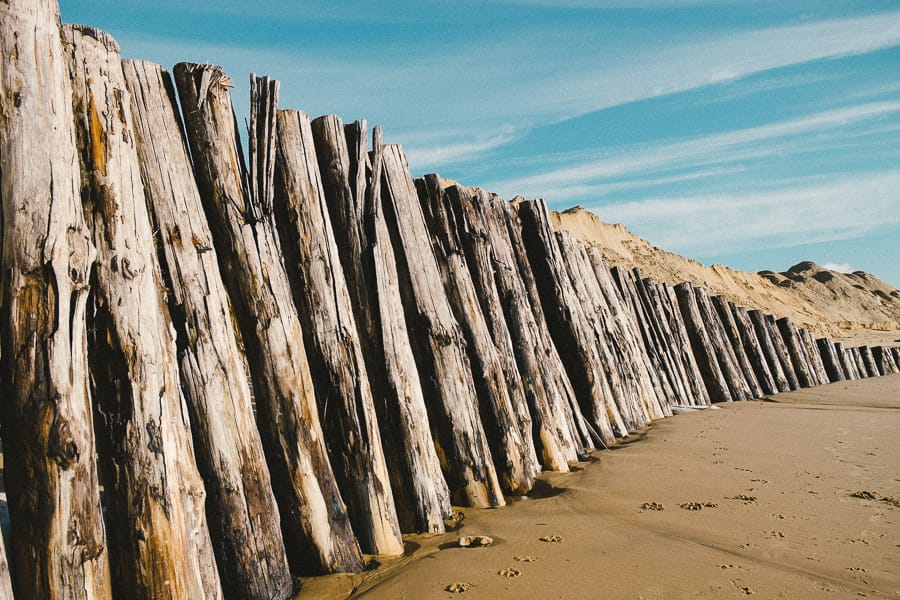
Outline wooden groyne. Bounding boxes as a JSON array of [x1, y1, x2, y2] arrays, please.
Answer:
[[1, 3, 899, 598]]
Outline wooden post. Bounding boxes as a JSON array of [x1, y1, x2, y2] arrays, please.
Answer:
[[729, 304, 778, 395], [761, 313, 802, 390], [0, 6, 111, 599], [173, 63, 364, 574], [674, 282, 733, 402], [313, 117, 451, 534], [416, 177, 540, 494], [123, 60, 293, 599], [745, 310, 792, 392], [66, 26, 222, 599], [872, 347, 896, 376], [834, 342, 858, 380], [693, 287, 754, 400], [517, 199, 621, 445], [0, 520, 12, 599], [815, 338, 845, 383], [891, 348, 900, 372], [776, 318, 816, 387], [378, 146, 505, 508], [658, 280, 712, 406], [711, 297, 765, 398], [468, 189, 580, 469], [799, 329, 829, 384], [273, 109, 404, 556], [850, 347, 868, 379], [492, 196, 592, 452], [556, 232, 653, 430], [859, 346, 880, 377], [588, 255, 669, 419]]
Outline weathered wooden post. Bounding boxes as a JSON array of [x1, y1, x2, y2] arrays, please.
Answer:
[[674, 282, 733, 402], [416, 177, 540, 494], [748, 310, 800, 392], [799, 329, 829, 384], [0, 3, 112, 599], [693, 287, 754, 400], [312, 117, 451, 534], [833, 342, 858, 380], [66, 26, 222, 598], [658, 280, 712, 406], [711, 296, 764, 398], [517, 199, 621, 445], [173, 63, 364, 574], [859, 346, 880, 377], [123, 60, 293, 599], [729, 304, 778, 395], [378, 145, 505, 508], [850, 347, 868, 378], [776, 318, 816, 387], [815, 338, 846, 383], [468, 189, 581, 469], [274, 109, 404, 556]]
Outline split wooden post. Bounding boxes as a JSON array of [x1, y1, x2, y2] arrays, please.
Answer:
[[815, 338, 846, 383], [313, 117, 451, 534], [378, 145, 505, 508], [776, 318, 816, 387], [799, 329, 830, 384], [712, 296, 764, 398], [674, 282, 733, 402], [729, 304, 778, 395], [693, 287, 754, 400], [123, 60, 293, 599], [0, 4, 112, 598], [66, 26, 222, 599], [274, 109, 404, 556], [517, 199, 622, 445], [416, 177, 540, 493], [173, 63, 364, 574], [469, 189, 581, 469], [751, 311, 800, 390]]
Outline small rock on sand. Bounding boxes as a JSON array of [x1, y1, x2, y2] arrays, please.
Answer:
[[457, 535, 493, 547]]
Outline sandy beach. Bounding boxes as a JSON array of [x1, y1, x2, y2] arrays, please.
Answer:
[[301, 374, 900, 599]]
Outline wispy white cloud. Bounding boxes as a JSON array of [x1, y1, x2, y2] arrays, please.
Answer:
[[590, 171, 900, 255], [487, 101, 900, 199], [404, 127, 523, 171]]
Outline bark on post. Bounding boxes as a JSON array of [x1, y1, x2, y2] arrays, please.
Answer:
[[416, 177, 540, 493], [379, 145, 505, 508], [123, 60, 293, 599], [173, 63, 364, 574], [274, 109, 404, 556], [816, 339, 845, 383], [313, 117, 451, 534], [470, 189, 580, 469], [674, 283, 732, 403], [729, 304, 778, 395], [0, 5, 111, 598], [517, 199, 621, 445], [776, 318, 816, 388], [66, 27, 221, 599], [712, 297, 765, 398]]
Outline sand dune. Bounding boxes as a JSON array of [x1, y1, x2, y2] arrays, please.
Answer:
[[551, 206, 900, 346], [304, 374, 900, 599]]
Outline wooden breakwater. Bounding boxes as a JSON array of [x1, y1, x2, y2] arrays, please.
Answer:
[[1, 3, 899, 598]]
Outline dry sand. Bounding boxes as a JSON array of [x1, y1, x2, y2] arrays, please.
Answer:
[[301, 374, 900, 599]]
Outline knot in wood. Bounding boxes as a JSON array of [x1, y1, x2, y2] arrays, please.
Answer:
[[48, 413, 79, 470], [145, 418, 163, 455]]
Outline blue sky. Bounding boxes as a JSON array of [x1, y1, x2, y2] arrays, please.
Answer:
[[59, 1, 900, 287]]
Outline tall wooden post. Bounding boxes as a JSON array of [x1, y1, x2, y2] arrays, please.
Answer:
[[378, 146, 505, 508], [173, 63, 364, 574], [274, 109, 404, 556], [123, 60, 293, 599], [674, 283, 732, 402], [66, 26, 221, 599], [0, 3, 111, 599], [416, 176, 540, 494], [313, 118, 451, 534]]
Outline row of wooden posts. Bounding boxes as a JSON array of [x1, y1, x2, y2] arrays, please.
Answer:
[[2, 3, 899, 599]]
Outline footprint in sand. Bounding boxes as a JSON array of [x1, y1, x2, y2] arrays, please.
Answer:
[[728, 495, 758, 504], [498, 568, 522, 578], [539, 535, 563, 543], [681, 501, 718, 510], [640, 501, 664, 511], [445, 582, 475, 593], [514, 556, 538, 562]]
